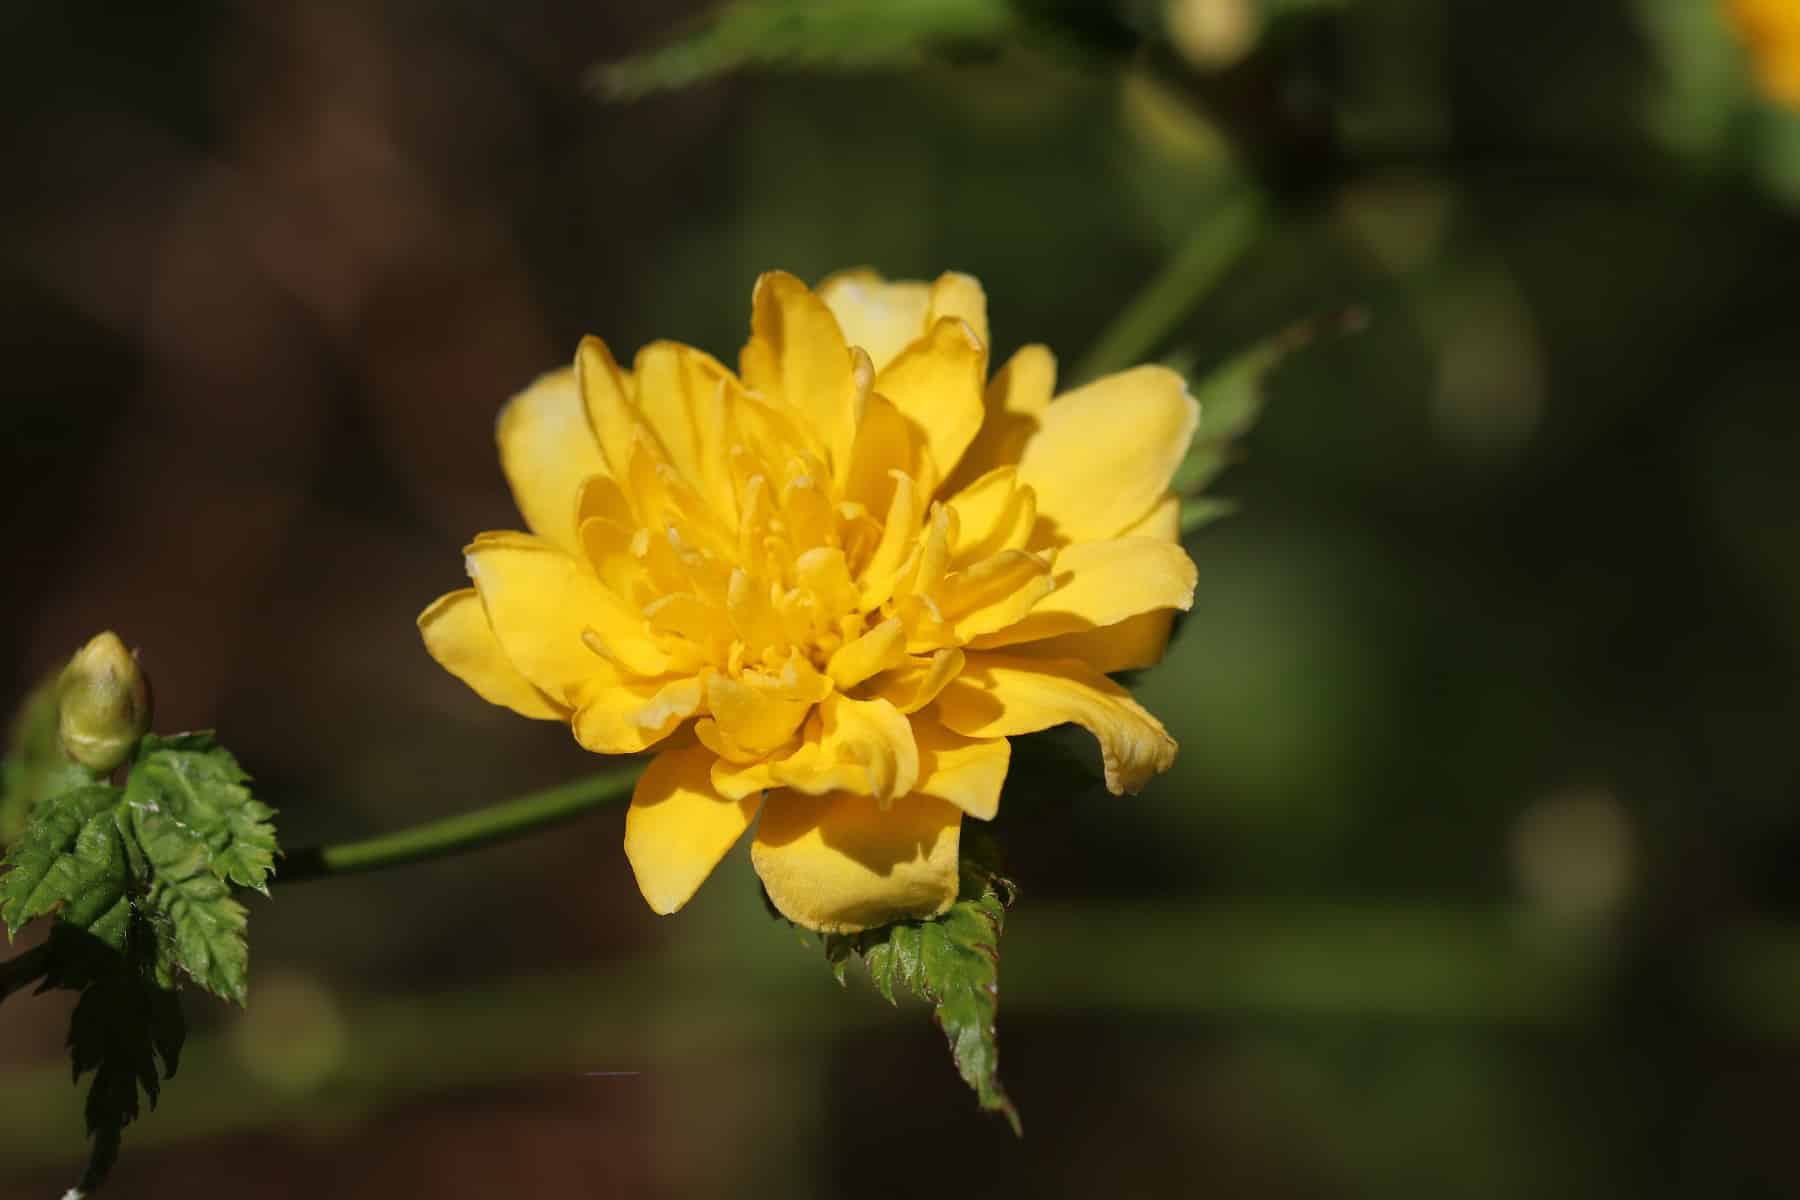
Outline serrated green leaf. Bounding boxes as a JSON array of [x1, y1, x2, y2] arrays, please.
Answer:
[[1, 672, 100, 845], [0, 785, 129, 944], [128, 734, 277, 894], [38, 919, 185, 1197], [593, 0, 1019, 98], [820, 842, 1021, 1133], [130, 802, 251, 1005]]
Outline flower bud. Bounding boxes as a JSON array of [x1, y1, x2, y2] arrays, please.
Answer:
[[57, 632, 152, 772]]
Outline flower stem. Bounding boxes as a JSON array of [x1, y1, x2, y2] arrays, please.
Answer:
[[1072, 192, 1263, 385], [275, 767, 641, 884]]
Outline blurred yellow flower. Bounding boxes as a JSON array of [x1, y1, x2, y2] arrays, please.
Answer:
[[1729, 0, 1800, 108], [420, 270, 1197, 932]]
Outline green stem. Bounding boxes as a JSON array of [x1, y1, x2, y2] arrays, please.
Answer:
[[275, 767, 641, 884], [1072, 191, 1264, 385]]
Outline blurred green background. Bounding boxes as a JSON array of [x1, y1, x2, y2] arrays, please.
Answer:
[[6, 0, 1800, 1195]]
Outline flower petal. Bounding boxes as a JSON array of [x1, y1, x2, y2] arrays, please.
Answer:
[[625, 741, 762, 915], [703, 655, 832, 758], [739, 271, 857, 482], [631, 341, 739, 525], [751, 789, 962, 933], [1011, 495, 1183, 672], [417, 589, 566, 720], [912, 720, 1009, 821], [576, 336, 638, 481], [944, 344, 1056, 492], [826, 617, 908, 690], [572, 673, 706, 754], [497, 368, 608, 556], [817, 269, 931, 372], [937, 549, 1056, 641], [926, 272, 988, 352], [1016, 365, 1197, 545], [862, 648, 964, 713], [946, 466, 1037, 567], [874, 317, 987, 485], [719, 693, 920, 803], [465, 531, 662, 699], [970, 536, 1196, 649], [934, 653, 1177, 795]]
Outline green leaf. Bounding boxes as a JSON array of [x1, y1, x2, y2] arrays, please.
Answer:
[[1, 671, 99, 845], [129, 804, 252, 1005], [119, 735, 273, 1004], [129, 734, 277, 894], [821, 839, 1022, 1133], [0, 785, 129, 945], [1172, 308, 1368, 499], [38, 919, 185, 1198], [592, 0, 1018, 99]]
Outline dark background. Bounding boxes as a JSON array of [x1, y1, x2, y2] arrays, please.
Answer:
[[5, 0, 1800, 1195]]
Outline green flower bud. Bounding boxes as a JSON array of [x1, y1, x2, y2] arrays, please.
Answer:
[[57, 632, 152, 772]]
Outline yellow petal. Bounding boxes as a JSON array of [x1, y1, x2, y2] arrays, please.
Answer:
[[751, 789, 962, 933], [625, 741, 762, 915], [739, 271, 857, 482], [817, 269, 931, 372], [934, 653, 1177, 794], [862, 648, 964, 713], [571, 673, 706, 754], [926, 272, 989, 352], [912, 719, 1009, 820], [937, 549, 1056, 641], [576, 336, 638, 480], [1120, 492, 1181, 542], [855, 471, 921, 610], [971, 536, 1196, 649], [826, 617, 908, 690], [946, 466, 1037, 567], [843, 394, 933, 521], [944, 344, 1056, 493], [874, 317, 987, 485], [718, 693, 920, 804], [1016, 365, 1197, 545], [632, 341, 739, 525], [704, 655, 831, 757], [1002, 496, 1183, 672], [497, 368, 607, 556], [465, 531, 661, 699], [417, 589, 566, 720]]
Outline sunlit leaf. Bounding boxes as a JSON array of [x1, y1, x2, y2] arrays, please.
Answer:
[[0, 785, 130, 946]]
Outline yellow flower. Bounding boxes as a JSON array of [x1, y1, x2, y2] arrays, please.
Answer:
[[419, 270, 1198, 932], [1729, 0, 1800, 109]]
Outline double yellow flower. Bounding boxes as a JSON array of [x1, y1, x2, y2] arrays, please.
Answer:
[[420, 270, 1198, 932]]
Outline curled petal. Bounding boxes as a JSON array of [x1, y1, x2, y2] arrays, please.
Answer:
[[751, 789, 962, 933], [626, 741, 762, 915], [417, 589, 566, 720], [572, 673, 706, 754], [862, 648, 964, 714], [934, 653, 1177, 795]]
